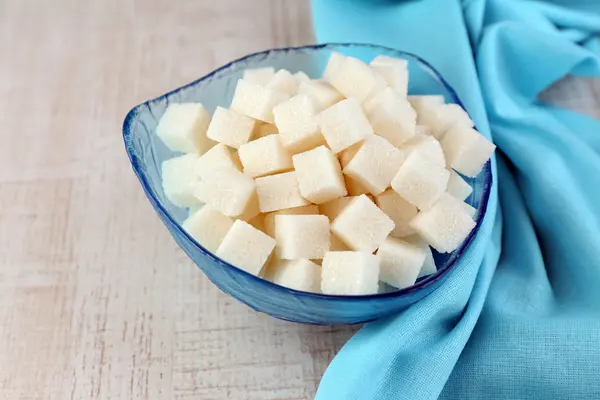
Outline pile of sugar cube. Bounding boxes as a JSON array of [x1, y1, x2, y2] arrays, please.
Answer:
[[156, 52, 495, 296]]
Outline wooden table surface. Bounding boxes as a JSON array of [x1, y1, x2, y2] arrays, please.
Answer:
[[1, 1, 598, 399]]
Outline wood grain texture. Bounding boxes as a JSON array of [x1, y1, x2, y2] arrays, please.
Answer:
[[0, 1, 597, 399]]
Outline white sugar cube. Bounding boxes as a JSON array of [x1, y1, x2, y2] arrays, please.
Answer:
[[294, 71, 311, 84], [253, 123, 278, 139], [266, 69, 299, 95], [405, 235, 437, 278], [376, 236, 426, 289], [409, 193, 476, 253], [375, 189, 418, 237], [319, 98, 373, 154], [273, 94, 325, 154], [237, 191, 261, 222], [195, 166, 256, 217], [324, 54, 383, 102], [183, 205, 234, 252], [230, 79, 290, 123], [293, 146, 347, 204], [338, 141, 363, 169], [297, 80, 344, 112], [156, 103, 214, 154], [263, 204, 319, 237], [161, 154, 201, 207], [195, 143, 240, 178], [370, 55, 409, 96], [408, 95, 445, 117], [345, 175, 370, 196], [420, 103, 474, 139], [255, 171, 310, 213], [416, 125, 432, 136], [447, 170, 473, 201], [319, 196, 354, 221], [206, 106, 256, 149], [331, 194, 395, 253], [363, 87, 417, 147], [274, 214, 330, 260], [269, 259, 321, 292], [343, 135, 404, 195], [216, 220, 276, 275], [459, 201, 476, 218], [401, 134, 446, 166], [391, 150, 450, 210], [441, 126, 496, 177], [238, 134, 293, 178], [321, 251, 380, 295], [243, 67, 275, 85]]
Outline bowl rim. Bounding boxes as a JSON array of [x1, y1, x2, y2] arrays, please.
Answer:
[[122, 42, 493, 302]]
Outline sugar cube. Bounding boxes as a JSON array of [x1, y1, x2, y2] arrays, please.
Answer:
[[401, 134, 445, 166], [319, 98, 374, 154], [294, 71, 311, 84], [441, 126, 496, 177], [338, 141, 363, 169], [409, 193, 476, 253], [266, 69, 299, 95], [321, 251, 380, 295], [273, 94, 325, 154], [370, 55, 409, 96], [230, 79, 290, 123], [293, 145, 347, 204], [323, 52, 346, 82], [238, 134, 293, 178], [391, 150, 450, 210], [420, 103, 474, 139], [376, 236, 426, 289], [363, 87, 417, 147], [274, 214, 330, 260], [243, 67, 275, 85], [331, 194, 395, 253], [343, 135, 404, 195], [404, 235, 437, 278], [255, 171, 310, 213], [408, 95, 445, 117], [319, 196, 354, 221], [375, 189, 418, 237], [206, 106, 256, 149], [237, 191, 261, 222], [182, 205, 234, 252], [263, 204, 319, 237], [195, 143, 240, 178], [324, 54, 383, 102], [297, 80, 344, 112], [253, 123, 278, 139], [416, 125, 432, 136], [269, 259, 321, 292], [161, 154, 201, 207], [216, 220, 276, 275], [447, 170, 473, 201], [195, 166, 256, 217], [156, 103, 214, 154]]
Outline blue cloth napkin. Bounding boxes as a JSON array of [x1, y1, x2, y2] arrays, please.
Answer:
[[311, 0, 600, 398]]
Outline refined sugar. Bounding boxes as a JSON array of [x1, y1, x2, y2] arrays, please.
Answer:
[[294, 71, 311, 84], [321, 251, 380, 295], [441, 126, 496, 177], [156, 103, 214, 154], [345, 175, 370, 196], [266, 69, 299, 95], [318, 196, 354, 221], [206, 106, 256, 149], [255, 171, 310, 213], [297, 80, 344, 112], [391, 150, 450, 210], [447, 170, 472, 201], [293, 146, 347, 204], [263, 204, 319, 237], [195, 166, 256, 217], [343, 135, 404, 195], [405, 235, 437, 278], [253, 123, 278, 139], [182, 205, 234, 252], [370, 55, 409, 96], [237, 191, 261, 222], [274, 214, 330, 260], [376, 236, 426, 289], [195, 143, 240, 178], [330, 233, 351, 251], [216, 220, 276, 275], [161, 154, 201, 207], [409, 193, 476, 253], [331, 194, 395, 252], [324, 54, 383, 102], [230, 79, 290, 123], [401, 134, 445, 166], [273, 94, 325, 154], [416, 125, 432, 136], [338, 141, 363, 169], [268, 258, 321, 292], [238, 134, 293, 178], [375, 189, 418, 237], [408, 95, 445, 118], [243, 67, 275, 85], [319, 98, 373, 154], [459, 200, 476, 218], [420, 103, 474, 139], [363, 87, 417, 147]]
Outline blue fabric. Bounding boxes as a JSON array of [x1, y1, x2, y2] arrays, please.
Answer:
[[311, 0, 600, 399]]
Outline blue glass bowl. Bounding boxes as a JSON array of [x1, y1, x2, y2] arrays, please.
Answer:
[[123, 43, 492, 325]]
